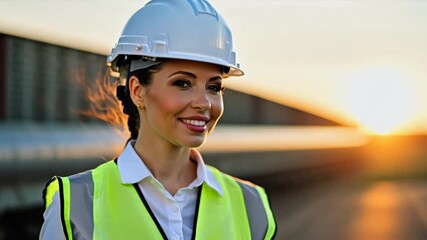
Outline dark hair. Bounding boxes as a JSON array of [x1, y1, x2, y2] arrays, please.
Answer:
[[120, 63, 164, 140]]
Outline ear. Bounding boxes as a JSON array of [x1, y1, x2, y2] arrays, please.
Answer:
[[128, 76, 145, 108]]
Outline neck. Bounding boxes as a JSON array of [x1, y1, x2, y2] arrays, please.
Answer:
[[133, 137, 197, 195]]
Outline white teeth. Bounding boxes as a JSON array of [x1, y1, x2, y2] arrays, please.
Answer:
[[182, 119, 206, 126]]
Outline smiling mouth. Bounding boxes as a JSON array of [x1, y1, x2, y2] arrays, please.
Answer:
[[180, 119, 208, 127]]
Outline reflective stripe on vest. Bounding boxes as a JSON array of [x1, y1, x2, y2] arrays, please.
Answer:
[[44, 161, 277, 240]]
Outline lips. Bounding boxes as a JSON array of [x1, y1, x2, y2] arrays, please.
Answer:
[[179, 117, 209, 133]]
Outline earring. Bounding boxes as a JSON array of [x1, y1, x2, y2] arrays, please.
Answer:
[[136, 101, 143, 110]]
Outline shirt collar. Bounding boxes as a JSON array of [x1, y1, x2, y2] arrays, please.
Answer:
[[117, 140, 223, 196], [117, 140, 152, 184], [189, 148, 223, 196]]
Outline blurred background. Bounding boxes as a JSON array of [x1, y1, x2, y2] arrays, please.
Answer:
[[1, 0, 427, 239]]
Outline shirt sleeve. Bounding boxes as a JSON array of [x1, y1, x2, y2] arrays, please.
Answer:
[[39, 192, 66, 240]]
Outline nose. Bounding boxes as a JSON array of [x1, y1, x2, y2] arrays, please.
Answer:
[[191, 90, 212, 111]]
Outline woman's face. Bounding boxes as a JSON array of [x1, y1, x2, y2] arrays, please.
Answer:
[[139, 59, 224, 148]]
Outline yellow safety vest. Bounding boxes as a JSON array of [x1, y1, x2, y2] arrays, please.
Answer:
[[44, 160, 276, 240]]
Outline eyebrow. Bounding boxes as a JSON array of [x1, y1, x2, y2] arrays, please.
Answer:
[[168, 71, 222, 81]]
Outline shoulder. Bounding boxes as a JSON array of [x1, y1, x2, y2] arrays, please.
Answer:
[[42, 160, 115, 209], [205, 165, 276, 228], [65, 160, 117, 182], [206, 164, 266, 193]]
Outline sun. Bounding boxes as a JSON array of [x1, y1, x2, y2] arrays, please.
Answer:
[[344, 67, 416, 135]]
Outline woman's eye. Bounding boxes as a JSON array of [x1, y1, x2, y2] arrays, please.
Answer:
[[173, 79, 191, 88], [208, 84, 224, 93]]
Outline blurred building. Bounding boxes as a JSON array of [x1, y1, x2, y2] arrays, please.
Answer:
[[0, 34, 338, 125]]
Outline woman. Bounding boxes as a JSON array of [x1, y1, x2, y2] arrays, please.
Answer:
[[40, 0, 277, 239]]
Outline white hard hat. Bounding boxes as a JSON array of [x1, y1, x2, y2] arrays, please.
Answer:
[[107, 0, 244, 78]]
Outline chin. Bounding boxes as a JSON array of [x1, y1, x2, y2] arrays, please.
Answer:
[[186, 141, 205, 149], [182, 136, 206, 148]]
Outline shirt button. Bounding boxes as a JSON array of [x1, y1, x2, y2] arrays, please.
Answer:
[[173, 206, 179, 213]]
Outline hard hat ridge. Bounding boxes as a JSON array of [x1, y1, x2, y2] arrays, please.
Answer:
[[186, 0, 219, 19]]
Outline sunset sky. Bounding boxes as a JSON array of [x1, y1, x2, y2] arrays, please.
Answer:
[[1, 0, 426, 135]]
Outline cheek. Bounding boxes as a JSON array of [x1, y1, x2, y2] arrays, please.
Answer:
[[147, 88, 191, 120], [151, 95, 183, 116], [211, 96, 224, 120]]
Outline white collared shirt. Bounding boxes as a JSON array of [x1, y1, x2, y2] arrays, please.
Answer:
[[40, 141, 223, 240]]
